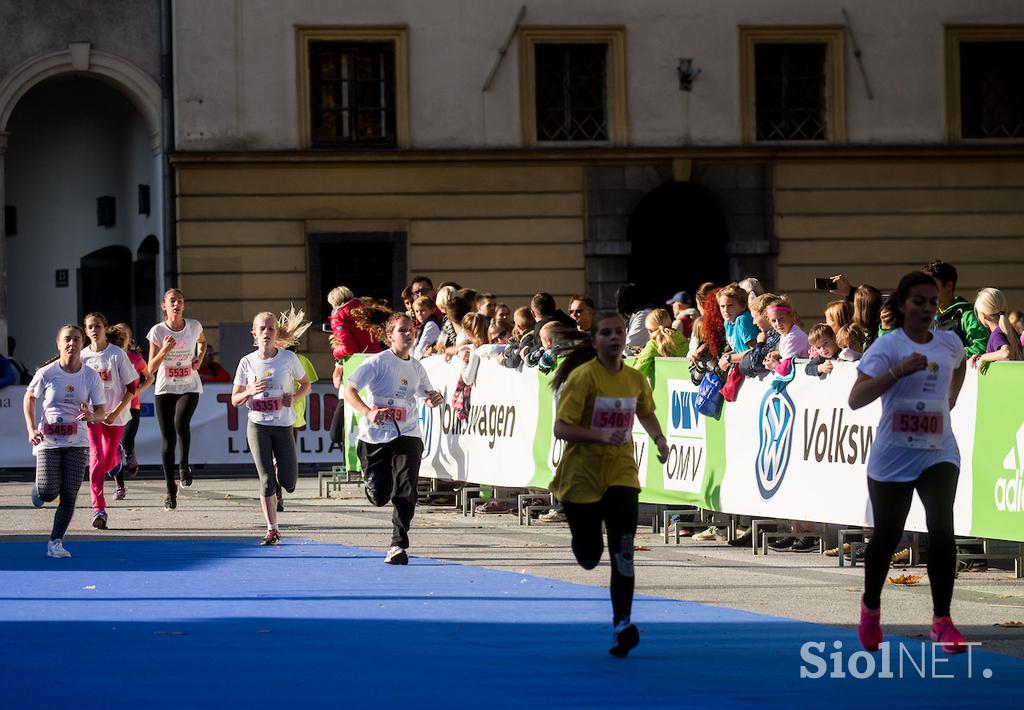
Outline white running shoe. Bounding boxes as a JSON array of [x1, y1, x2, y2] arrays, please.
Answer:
[[384, 545, 409, 565], [47, 539, 71, 558]]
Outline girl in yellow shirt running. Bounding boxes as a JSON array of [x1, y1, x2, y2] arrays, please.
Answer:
[[550, 312, 669, 657]]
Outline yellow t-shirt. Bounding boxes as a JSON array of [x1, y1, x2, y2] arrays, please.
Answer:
[[550, 358, 655, 503]]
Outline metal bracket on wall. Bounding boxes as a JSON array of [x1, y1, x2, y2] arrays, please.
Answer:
[[842, 7, 874, 100], [482, 5, 527, 92]]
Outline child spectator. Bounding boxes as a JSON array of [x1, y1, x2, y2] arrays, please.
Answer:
[[969, 288, 1024, 368], [494, 303, 513, 330], [716, 283, 759, 371], [853, 285, 883, 351], [412, 296, 441, 359], [488, 320, 512, 344], [438, 295, 472, 353], [836, 323, 866, 361], [923, 259, 990, 357], [763, 296, 809, 374], [634, 308, 688, 381], [825, 300, 854, 334], [512, 307, 537, 340], [401, 286, 414, 317], [738, 293, 782, 377], [328, 285, 382, 362], [476, 293, 497, 320], [804, 324, 840, 378]]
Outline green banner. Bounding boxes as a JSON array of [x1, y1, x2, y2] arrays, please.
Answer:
[[971, 363, 1024, 540]]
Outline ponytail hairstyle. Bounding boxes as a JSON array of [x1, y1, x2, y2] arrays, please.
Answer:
[[275, 304, 312, 349], [461, 312, 489, 347], [353, 304, 405, 344], [853, 285, 883, 336], [108, 321, 142, 352], [975, 288, 1023, 361], [550, 311, 625, 391], [645, 308, 677, 357]]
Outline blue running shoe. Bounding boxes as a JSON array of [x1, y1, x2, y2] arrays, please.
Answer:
[[31, 484, 43, 508]]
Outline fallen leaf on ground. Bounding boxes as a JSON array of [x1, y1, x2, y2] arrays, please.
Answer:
[[995, 621, 1024, 628], [634, 546, 651, 552], [888, 574, 923, 585]]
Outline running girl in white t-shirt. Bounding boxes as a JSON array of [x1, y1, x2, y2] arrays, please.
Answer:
[[147, 288, 207, 510], [344, 307, 444, 565], [849, 271, 967, 655], [23, 324, 107, 558], [231, 311, 311, 545], [82, 312, 139, 529]]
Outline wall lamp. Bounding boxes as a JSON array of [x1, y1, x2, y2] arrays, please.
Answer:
[[677, 58, 701, 91]]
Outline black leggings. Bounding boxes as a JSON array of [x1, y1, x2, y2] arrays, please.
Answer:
[[562, 486, 640, 625], [155, 392, 200, 493], [122, 408, 141, 455], [864, 462, 959, 617]]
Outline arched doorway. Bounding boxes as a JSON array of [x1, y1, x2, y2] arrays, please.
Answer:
[[3, 73, 161, 366], [133, 234, 160, 338], [626, 181, 730, 306], [0, 47, 161, 365]]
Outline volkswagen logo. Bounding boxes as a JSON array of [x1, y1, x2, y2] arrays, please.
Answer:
[[755, 388, 796, 500]]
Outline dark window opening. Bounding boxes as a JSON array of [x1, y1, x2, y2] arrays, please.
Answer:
[[754, 43, 827, 141], [309, 41, 397, 148], [308, 232, 407, 323], [535, 43, 608, 142], [960, 41, 1024, 139]]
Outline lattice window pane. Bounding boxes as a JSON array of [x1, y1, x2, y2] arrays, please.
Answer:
[[755, 43, 827, 141], [310, 41, 396, 148], [535, 43, 608, 142], [960, 41, 1024, 139]]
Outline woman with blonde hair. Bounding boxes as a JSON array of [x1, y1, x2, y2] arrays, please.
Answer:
[[825, 300, 854, 334], [969, 288, 1023, 368], [634, 308, 687, 382], [231, 307, 311, 545]]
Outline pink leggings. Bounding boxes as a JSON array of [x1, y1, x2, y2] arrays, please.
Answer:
[[88, 423, 125, 513]]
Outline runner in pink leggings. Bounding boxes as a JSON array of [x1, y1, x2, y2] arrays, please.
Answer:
[[82, 313, 139, 530]]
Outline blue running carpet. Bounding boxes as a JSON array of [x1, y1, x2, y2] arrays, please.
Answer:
[[0, 539, 1020, 709]]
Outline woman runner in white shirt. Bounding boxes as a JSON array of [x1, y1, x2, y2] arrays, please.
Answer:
[[23, 324, 107, 558], [82, 312, 139, 530], [849, 271, 967, 655], [344, 307, 443, 565], [231, 311, 311, 545], [147, 288, 207, 510]]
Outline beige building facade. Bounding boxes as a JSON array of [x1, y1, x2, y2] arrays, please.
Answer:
[[169, 0, 1024, 375]]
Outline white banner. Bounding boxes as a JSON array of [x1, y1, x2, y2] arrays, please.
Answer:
[[717, 362, 978, 535], [346, 357, 542, 487], [0, 385, 343, 469]]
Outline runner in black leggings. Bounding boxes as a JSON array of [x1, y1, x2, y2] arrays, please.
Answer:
[[147, 288, 207, 510], [548, 312, 669, 657], [849, 271, 967, 654]]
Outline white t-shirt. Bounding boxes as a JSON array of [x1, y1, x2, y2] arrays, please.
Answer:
[[81, 343, 139, 427], [858, 329, 964, 482], [779, 325, 810, 360], [27, 361, 106, 453], [234, 349, 307, 427], [147, 319, 204, 395], [348, 349, 435, 444]]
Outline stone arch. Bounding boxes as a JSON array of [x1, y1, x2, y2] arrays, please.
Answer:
[[0, 45, 161, 153]]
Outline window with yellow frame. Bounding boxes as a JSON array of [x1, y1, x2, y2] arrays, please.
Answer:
[[945, 27, 1024, 141], [296, 27, 410, 149], [518, 27, 627, 146], [739, 27, 845, 144]]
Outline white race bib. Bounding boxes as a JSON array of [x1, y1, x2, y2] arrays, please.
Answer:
[[891, 399, 944, 450], [590, 396, 637, 442]]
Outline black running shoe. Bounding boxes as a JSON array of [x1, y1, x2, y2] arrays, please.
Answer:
[[791, 537, 819, 553], [179, 465, 192, 487], [163, 494, 177, 511], [609, 621, 640, 657], [769, 536, 797, 551]]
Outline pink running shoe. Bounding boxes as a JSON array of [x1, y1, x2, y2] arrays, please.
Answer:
[[931, 616, 966, 654], [858, 597, 882, 651]]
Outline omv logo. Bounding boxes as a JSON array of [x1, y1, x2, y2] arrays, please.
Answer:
[[668, 380, 704, 438], [756, 388, 796, 500]]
